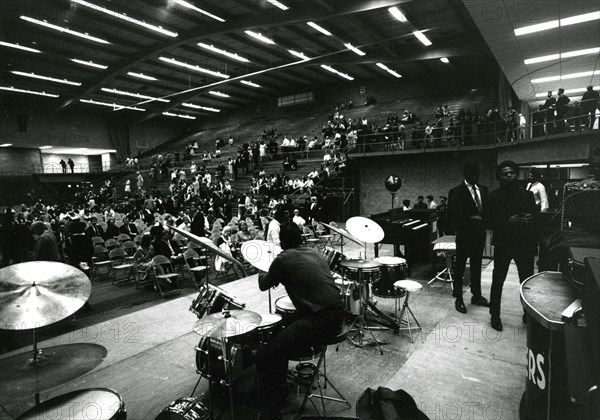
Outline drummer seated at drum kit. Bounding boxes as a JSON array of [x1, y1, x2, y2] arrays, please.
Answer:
[[254, 222, 344, 420]]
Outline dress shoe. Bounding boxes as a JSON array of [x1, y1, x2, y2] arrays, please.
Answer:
[[491, 317, 503, 332], [471, 296, 490, 307], [455, 298, 467, 314]]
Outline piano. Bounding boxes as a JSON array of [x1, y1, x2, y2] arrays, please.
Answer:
[[369, 208, 437, 266]]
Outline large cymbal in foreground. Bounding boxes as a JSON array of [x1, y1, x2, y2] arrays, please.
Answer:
[[346, 216, 384, 244], [193, 310, 261, 339], [241, 240, 282, 272], [0, 261, 91, 330]]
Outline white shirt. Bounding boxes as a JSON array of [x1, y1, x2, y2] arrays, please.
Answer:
[[464, 180, 481, 209], [266, 219, 281, 244], [526, 181, 549, 211], [293, 215, 306, 229]]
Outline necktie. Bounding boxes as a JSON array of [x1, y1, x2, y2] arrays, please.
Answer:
[[472, 186, 482, 213]]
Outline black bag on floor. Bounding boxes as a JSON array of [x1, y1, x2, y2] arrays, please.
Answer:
[[356, 387, 430, 420]]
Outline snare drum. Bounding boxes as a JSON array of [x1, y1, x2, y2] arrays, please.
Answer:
[[373, 257, 408, 298], [17, 388, 126, 420], [343, 266, 381, 285], [274, 296, 298, 325], [323, 247, 346, 274], [335, 277, 361, 315], [190, 284, 245, 318], [155, 397, 209, 420]]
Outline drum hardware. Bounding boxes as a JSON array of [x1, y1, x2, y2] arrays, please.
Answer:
[[240, 240, 282, 313], [190, 284, 246, 318], [322, 222, 363, 257]]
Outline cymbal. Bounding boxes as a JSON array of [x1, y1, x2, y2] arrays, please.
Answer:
[[193, 310, 261, 339], [240, 240, 282, 272], [341, 259, 382, 270], [0, 261, 91, 330], [345, 217, 384, 244], [0, 343, 107, 402]]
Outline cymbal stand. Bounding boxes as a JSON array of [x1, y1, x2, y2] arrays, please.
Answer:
[[345, 268, 384, 355]]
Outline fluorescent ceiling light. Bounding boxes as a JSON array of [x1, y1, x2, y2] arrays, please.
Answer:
[[12, 71, 81, 86], [244, 30, 275, 45], [162, 112, 196, 120], [0, 86, 59, 98], [289, 50, 310, 60], [159, 57, 230, 79], [182, 103, 220, 112], [530, 163, 589, 168], [531, 70, 600, 84], [72, 0, 177, 37], [0, 41, 41, 53], [127, 71, 157, 81], [101, 87, 169, 103], [413, 30, 432, 46], [71, 58, 108, 69], [80, 98, 146, 111], [197, 42, 249, 63], [240, 80, 261, 88], [320, 64, 354, 81], [440, 57, 450, 63], [266, 0, 289, 10], [388, 6, 407, 22], [386, 70, 402, 78], [375, 63, 401, 78], [515, 11, 600, 36], [0, 143, 13, 147], [39, 146, 53, 149], [20, 16, 110, 44], [307, 22, 331, 36], [535, 85, 600, 97], [172, 0, 225, 22], [198, 42, 250, 63], [209, 90, 230, 98], [376, 63, 389, 70], [344, 43, 365, 56], [524, 47, 600, 65]]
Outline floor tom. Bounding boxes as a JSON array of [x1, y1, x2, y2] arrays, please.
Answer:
[[373, 257, 408, 298], [155, 397, 209, 420]]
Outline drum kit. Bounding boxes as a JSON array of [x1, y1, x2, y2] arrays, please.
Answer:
[[0, 262, 127, 419]]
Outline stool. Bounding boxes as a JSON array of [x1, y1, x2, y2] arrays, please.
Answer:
[[393, 280, 422, 343], [428, 240, 456, 289], [295, 327, 352, 417]]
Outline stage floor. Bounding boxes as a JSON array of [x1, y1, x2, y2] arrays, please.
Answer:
[[0, 244, 528, 420]]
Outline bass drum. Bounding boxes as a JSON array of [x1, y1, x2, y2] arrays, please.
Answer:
[[155, 397, 208, 420], [195, 336, 247, 384], [189, 284, 245, 318]]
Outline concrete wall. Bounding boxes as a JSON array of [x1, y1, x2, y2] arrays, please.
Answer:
[[0, 147, 43, 173]]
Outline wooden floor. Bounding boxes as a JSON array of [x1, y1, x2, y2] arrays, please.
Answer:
[[0, 241, 528, 420]]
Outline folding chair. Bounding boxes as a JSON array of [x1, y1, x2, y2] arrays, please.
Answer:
[[91, 236, 105, 246], [105, 238, 120, 251], [91, 244, 111, 280], [183, 248, 209, 290], [122, 241, 137, 257], [118, 233, 131, 244], [315, 223, 334, 250], [108, 248, 135, 284], [151, 255, 182, 298], [133, 234, 143, 245]]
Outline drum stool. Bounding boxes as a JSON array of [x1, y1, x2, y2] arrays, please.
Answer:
[[296, 327, 352, 417], [393, 280, 422, 343], [428, 240, 456, 289]]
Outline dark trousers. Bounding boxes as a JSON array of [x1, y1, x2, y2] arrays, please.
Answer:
[[489, 247, 534, 318], [452, 229, 486, 299], [255, 306, 343, 412]]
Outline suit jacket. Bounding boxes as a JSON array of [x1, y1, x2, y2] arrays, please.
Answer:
[[119, 223, 139, 236], [85, 224, 104, 238], [448, 181, 488, 237]]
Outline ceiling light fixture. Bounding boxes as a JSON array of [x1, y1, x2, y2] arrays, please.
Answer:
[[159, 57, 230, 78], [376, 63, 389, 70], [515, 10, 600, 36], [440, 57, 450, 63], [531, 70, 600, 84], [20, 16, 110, 44], [413, 30, 432, 46], [266, 0, 289, 10], [162, 112, 196, 120], [182, 103, 220, 112], [307, 22, 332, 36], [39, 146, 53, 150], [320, 64, 354, 81], [101, 88, 169, 102], [12, 71, 82, 86], [535, 85, 600, 97], [127, 71, 157, 81], [344, 43, 365, 56], [524, 47, 600, 64], [80, 98, 146, 111], [72, 0, 178, 37], [71, 58, 108, 69], [197, 42, 250, 63], [209, 90, 230, 97], [375, 63, 402, 78], [172, 0, 225, 22], [240, 80, 261, 88], [289, 50, 310, 60], [0, 143, 13, 147], [244, 30, 276, 45], [0, 86, 59, 98], [388, 6, 408, 22], [0, 41, 41, 53]]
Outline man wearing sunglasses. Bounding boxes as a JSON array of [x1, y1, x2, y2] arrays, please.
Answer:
[[484, 161, 539, 331]]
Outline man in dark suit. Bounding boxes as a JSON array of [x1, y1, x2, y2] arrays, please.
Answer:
[[118, 216, 139, 237], [307, 196, 322, 228], [84, 216, 104, 238], [103, 219, 120, 240], [448, 163, 490, 314]]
